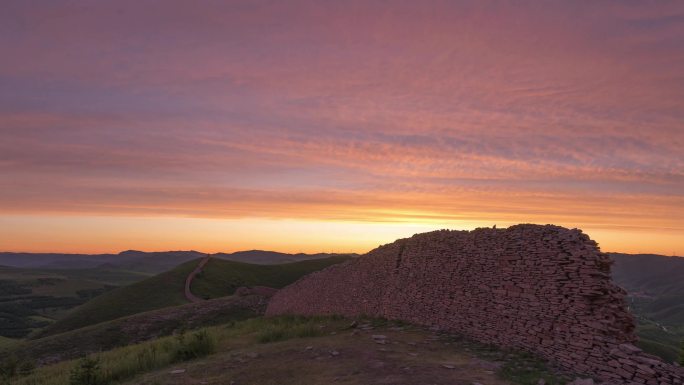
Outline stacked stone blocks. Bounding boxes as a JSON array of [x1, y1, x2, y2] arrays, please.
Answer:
[[266, 224, 683, 384]]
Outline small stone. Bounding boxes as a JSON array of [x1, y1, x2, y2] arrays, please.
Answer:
[[330, 350, 340, 356], [170, 369, 186, 374], [372, 334, 387, 339], [305, 346, 313, 350], [442, 364, 456, 369], [537, 379, 546, 385]]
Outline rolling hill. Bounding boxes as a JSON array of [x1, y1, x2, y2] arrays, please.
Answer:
[[610, 252, 684, 363], [191, 255, 352, 299], [8, 293, 272, 366], [213, 250, 357, 264], [35, 255, 351, 338], [0, 265, 150, 338]]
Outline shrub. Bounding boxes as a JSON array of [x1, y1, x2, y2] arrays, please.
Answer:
[[0, 355, 19, 378], [0, 355, 34, 380], [17, 360, 34, 377], [69, 357, 102, 385], [134, 345, 158, 371], [172, 329, 216, 362]]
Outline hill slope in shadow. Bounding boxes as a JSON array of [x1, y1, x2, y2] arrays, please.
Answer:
[[35, 256, 351, 338], [610, 252, 684, 363]]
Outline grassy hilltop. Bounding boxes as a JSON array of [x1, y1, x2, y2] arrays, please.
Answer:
[[36, 256, 350, 338]]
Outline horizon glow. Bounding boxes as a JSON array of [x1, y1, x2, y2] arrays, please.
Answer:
[[1, 1, 683, 256]]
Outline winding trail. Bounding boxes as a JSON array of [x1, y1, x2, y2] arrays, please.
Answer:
[[185, 254, 211, 302]]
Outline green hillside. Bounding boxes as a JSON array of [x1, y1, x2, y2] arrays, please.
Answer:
[[36, 256, 350, 338], [0, 266, 149, 338], [191, 255, 351, 299], [34, 260, 198, 338], [611, 253, 684, 363], [7, 295, 268, 365]]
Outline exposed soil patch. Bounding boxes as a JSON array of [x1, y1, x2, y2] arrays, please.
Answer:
[[123, 320, 567, 385]]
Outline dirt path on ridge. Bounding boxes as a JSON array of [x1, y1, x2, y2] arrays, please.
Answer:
[[184, 255, 211, 302]]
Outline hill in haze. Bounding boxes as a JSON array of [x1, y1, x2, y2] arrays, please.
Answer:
[[0, 251, 204, 273], [0, 250, 356, 273]]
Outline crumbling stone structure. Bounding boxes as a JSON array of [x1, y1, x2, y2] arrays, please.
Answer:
[[267, 224, 683, 384]]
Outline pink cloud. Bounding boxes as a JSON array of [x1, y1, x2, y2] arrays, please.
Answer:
[[0, 1, 682, 251]]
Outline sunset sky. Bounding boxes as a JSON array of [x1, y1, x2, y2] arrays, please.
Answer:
[[1, 1, 683, 255]]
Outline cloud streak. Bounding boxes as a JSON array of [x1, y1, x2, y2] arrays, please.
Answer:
[[1, 1, 683, 254]]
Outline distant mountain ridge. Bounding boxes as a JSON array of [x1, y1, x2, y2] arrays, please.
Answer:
[[213, 250, 354, 264], [0, 250, 358, 273]]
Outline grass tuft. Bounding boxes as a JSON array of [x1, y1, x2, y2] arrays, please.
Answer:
[[256, 323, 323, 343], [497, 352, 570, 385], [11, 316, 341, 385]]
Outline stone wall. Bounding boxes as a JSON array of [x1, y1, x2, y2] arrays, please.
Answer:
[[267, 224, 684, 384]]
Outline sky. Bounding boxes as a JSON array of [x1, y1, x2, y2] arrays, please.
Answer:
[[1, 1, 683, 255]]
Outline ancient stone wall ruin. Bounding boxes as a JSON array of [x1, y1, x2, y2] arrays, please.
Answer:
[[267, 224, 683, 384]]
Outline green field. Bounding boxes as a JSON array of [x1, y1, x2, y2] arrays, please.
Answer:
[[0, 266, 150, 338], [37, 256, 350, 338]]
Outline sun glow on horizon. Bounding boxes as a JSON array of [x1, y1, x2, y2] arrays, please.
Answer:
[[1, 214, 681, 257], [1, 2, 682, 256]]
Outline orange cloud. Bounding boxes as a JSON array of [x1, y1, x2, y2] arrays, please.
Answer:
[[0, 1, 682, 254]]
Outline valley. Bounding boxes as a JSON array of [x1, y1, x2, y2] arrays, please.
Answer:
[[0, 246, 681, 385]]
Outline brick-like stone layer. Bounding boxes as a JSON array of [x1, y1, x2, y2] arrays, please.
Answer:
[[267, 224, 683, 384]]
